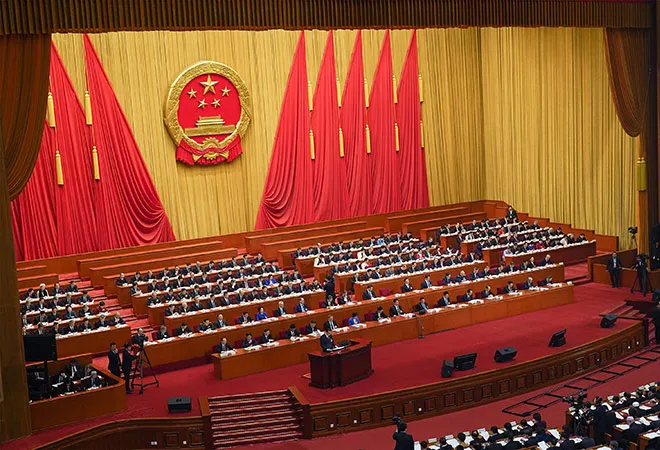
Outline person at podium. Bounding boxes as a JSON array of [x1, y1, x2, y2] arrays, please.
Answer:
[[320, 325, 336, 352]]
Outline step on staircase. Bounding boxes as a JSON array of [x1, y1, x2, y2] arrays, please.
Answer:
[[600, 298, 657, 345], [208, 390, 304, 449]]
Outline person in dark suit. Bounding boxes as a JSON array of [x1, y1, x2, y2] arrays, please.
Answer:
[[324, 315, 338, 331], [592, 397, 607, 444], [132, 328, 149, 346], [85, 371, 104, 389], [238, 311, 253, 324], [242, 333, 257, 348], [606, 252, 622, 288], [260, 329, 274, 343], [305, 320, 319, 334], [461, 289, 474, 303], [121, 343, 135, 393], [216, 337, 233, 353], [392, 421, 414, 450], [155, 325, 170, 340], [401, 278, 414, 293], [176, 322, 193, 336], [503, 281, 517, 294], [285, 323, 300, 339], [362, 285, 376, 300], [107, 342, 121, 377], [274, 301, 288, 317], [390, 299, 404, 317], [522, 277, 535, 290], [437, 291, 451, 307], [198, 318, 214, 332], [320, 327, 336, 352], [373, 305, 388, 320], [294, 298, 308, 313], [213, 313, 227, 329], [482, 285, 494, 298], [506, 206, 518, 222], [420, 275, 433, 289], [414, 298, 429, 315]]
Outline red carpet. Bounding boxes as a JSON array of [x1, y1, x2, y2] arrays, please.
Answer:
[[6, 281, 648, 449]]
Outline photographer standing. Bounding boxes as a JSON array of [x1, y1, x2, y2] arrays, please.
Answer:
[[392, 421, 414, 450], [606, 253, 622, 288]]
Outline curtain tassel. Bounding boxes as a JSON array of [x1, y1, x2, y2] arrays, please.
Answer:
[[339, 127, 345, 158], [55, 150, 64, 186], [308, 82, 313, 112], [366, 125, 372, 154], [84, 91, 93, 125], [364, 78, 369, 108], [418, 74, 424, 103], [393, 75, 398, 104], [395, 123, 400, 152], [336, 77, 342, 108], [47, 92, 56, 128], [420, 120, 425, 149], [92, 146, 100, 180], [637, 157, 647, 191], [309, 130, 315, 160]]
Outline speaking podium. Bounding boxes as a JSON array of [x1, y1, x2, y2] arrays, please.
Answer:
[[308, 338, 373, 389]]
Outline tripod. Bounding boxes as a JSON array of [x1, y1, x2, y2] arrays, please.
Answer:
[[130, 346, 159, 394], [631, 269, 653, 296]]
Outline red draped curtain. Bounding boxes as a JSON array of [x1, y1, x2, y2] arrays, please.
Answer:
[[341, 31, 371, 217], [397, 30, 429, 210], [367, 30, 401, 214], [256, 32, 313, 229], [84, 35, 175, 248], [312, 31, 348, 222]]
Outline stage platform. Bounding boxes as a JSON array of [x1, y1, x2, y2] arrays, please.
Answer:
[[8, 281, 648, 449]]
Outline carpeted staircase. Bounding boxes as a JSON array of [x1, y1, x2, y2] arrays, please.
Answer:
[[208, 390, 304, 448], [600, 298, 657, 345]]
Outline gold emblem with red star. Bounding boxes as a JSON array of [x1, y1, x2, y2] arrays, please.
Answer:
[[164, 61, 252, 165]]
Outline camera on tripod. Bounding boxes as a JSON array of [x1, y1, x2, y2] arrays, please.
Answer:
[[562, 391, 587, 407]]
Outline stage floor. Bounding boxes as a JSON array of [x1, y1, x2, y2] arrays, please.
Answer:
[[9, 281, 648, 449]]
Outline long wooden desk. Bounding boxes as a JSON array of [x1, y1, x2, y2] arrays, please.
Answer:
[[268, 227, 385, 267], [18, 273, 59, 291], [403, 212, 488, 236], [157, 290, 326, 329], [211, 284, 574, 380], [387, 207, 469, 232], [78, 240, 226, 278], [30, 366, 126, 431], [55, 324, 132, 358], [143, 273, 571, 370], [351, 260, 484, 298], [94, 247, 238, 294], [245, 221, 369, 255], [503, 241, 597, 266]]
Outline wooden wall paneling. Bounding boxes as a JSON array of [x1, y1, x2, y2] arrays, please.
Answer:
[[304, 323, 645, 438]]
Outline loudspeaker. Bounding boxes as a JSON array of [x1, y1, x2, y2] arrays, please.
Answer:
[[494, 347, 517, 363], [600, 314, 618, 328], [453, 353, 477, 371], [549, 329, 567, 347], [441, 360, 454, 378], [168, 396, 192, 413]]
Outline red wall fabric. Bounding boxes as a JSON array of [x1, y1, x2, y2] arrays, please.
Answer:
[[50, 42, 100, 255], [84, 35, 175, 248], [255, 31, 313, 229], [340, 31, 372, 218], [311, 31, 348, 222], [11, 124, 58, 261], [397, 31, 429, 210], [367, 30, 401, 214]]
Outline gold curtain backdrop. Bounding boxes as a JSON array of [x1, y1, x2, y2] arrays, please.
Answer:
[[52, 28, 637, 247], [479, 28, 638, 249]]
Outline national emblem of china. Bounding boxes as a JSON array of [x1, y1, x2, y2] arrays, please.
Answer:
[[164, 61, 252, 165]]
